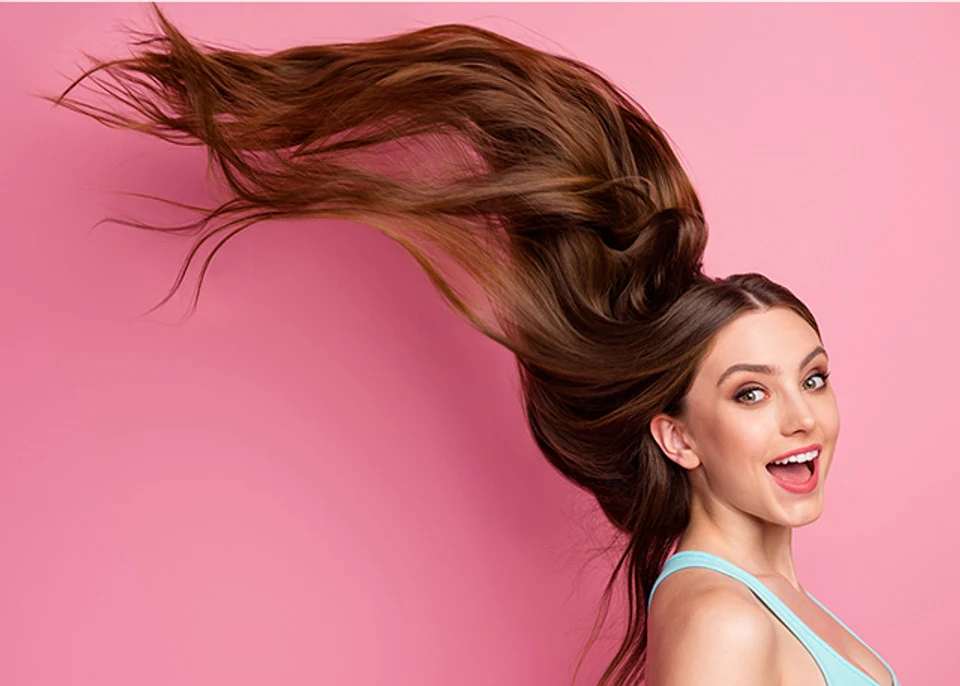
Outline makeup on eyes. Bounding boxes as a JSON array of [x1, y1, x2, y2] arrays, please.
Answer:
[[734, 369, 831, 405]]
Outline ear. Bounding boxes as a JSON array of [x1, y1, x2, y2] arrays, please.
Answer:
[[649, 413, 701, 470]]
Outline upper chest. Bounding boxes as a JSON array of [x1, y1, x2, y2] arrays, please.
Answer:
[[758, 576, 892, 686]]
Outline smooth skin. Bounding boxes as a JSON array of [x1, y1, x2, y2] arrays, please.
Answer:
[[645, 306, 840, 684], [646, 582, 780, 684]]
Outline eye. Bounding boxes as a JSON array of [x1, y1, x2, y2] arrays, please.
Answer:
[[735, 370, 831, 405], [734, 386, 763, 405], [804, 370, 830, 391]]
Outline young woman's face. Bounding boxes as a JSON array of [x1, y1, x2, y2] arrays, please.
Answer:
[[660, 307, 840, 526]]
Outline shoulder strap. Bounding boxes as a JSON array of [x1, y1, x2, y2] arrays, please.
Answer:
[[647, 550, 815, 643], [648, 551, 899, 686]]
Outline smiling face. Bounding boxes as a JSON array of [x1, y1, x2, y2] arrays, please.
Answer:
[[651, 306, 840, 529]]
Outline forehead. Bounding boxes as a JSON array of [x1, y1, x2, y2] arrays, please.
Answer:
[[700, 308, 820, 375]]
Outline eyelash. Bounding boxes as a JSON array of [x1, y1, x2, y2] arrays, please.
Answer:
[[735, 370, 831, 405]]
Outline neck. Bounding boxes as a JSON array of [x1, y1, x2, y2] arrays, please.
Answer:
[[676, 492, 802, 592]]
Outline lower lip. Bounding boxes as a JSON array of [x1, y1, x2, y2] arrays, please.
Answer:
[[767, 455, 819, 494]]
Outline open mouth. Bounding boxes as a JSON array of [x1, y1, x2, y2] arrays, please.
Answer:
[[765, 454, 817, 484]]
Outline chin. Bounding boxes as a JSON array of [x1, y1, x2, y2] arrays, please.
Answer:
[[791, 509, 823, 527]]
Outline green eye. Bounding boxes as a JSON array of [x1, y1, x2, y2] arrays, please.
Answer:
[[735, 386, 765, 404], [735, 371, 830, 405]]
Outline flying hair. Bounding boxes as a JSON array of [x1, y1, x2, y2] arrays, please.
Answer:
[[39, 5, 822, 684]]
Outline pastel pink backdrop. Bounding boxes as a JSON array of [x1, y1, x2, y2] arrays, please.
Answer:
[[1, 3, 953, 684]]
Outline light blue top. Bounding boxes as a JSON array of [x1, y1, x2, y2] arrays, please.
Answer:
[[647, 550, 900, 686]]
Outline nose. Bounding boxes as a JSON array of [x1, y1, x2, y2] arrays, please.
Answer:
[[781, 389, 816, 434]]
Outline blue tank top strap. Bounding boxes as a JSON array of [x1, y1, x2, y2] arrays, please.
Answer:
[[648, 550, 813, 643], [647, 550, 900, 686]]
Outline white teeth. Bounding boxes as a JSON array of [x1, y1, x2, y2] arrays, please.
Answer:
[[770, 449, 819, 466]]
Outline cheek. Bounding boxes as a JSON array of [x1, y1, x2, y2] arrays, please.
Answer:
[[817, 395, 841, 439], [714, 408, 771, 459], [825, 413, 841, 445]]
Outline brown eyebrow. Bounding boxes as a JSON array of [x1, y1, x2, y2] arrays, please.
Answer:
[[716, 346, 828, 388]]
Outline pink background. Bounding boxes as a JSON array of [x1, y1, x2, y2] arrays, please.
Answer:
[[1, 3, 955, 684]]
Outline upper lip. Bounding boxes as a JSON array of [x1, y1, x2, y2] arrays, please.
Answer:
[[769, 443, 821, 464]]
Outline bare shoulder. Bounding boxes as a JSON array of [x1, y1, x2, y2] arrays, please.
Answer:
[[646, 568, 779, 686]]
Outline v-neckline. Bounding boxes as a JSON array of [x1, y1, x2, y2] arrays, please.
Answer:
[[669, 551, 897, 686], [802, 591, 896, 686]]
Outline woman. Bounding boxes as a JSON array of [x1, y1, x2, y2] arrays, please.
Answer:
[[44, 5, 900, 685]]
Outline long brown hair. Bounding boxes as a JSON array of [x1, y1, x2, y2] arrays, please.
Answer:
[[41, 5, 821, 684]]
